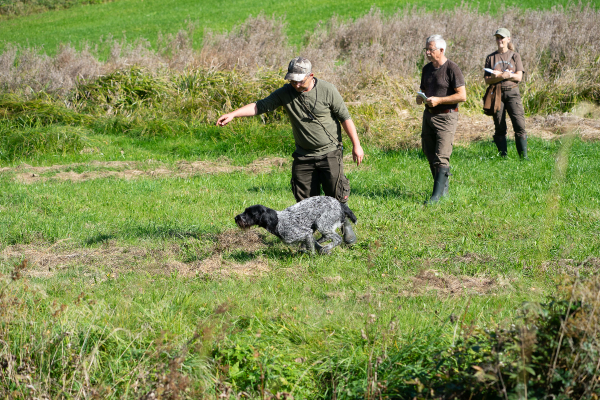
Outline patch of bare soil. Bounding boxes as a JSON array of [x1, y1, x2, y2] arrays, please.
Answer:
[[410, 269, 497, 296], [455, 113, 600, 144], [3, 157, 288, 184], [1, 229, 271, 279], [215, 229, 267, 253]]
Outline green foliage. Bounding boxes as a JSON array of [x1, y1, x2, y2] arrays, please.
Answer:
[[73, 68, 288, 123], [0, 95, 91, 127], [0, 122, 87, 161], [73, 68, 173, 113]]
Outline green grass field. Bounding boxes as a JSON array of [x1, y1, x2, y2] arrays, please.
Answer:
[[1, 119, 600, 397], [1, 0, 600, 397], [1, 0, 598, 54]]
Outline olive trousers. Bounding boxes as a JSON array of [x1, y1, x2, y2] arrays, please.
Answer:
[[493, 87, 527, 138], [290, 148, 351, 203], [421, 110, 459, 169]]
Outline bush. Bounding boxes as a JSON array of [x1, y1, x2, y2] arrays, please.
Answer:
[[0, 122, 87, 161]]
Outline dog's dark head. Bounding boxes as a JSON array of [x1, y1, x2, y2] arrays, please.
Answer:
[[235, 205, 278, 231]]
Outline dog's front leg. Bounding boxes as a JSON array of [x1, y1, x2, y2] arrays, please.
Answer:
[[303, 235, 320, 255], [317, 232, 342, 255]]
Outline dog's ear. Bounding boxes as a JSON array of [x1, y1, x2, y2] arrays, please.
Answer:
[[258, 207, 278, 231]]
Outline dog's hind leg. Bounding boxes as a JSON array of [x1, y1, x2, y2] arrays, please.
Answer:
[[317, 231, 342, 255]]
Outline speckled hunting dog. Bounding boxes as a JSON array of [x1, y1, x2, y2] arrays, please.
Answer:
[[234, 196, 357, 255]]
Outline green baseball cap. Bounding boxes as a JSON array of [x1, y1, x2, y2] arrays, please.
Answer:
[[494, 28, 511, 38]]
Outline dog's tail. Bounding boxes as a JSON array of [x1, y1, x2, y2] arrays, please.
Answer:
[[341, 202, 357, 224]]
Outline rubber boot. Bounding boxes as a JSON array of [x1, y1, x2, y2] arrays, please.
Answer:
[[493, 135, 508, 157], [425, 166, 449, 205], [342, 219, 357, 245], [442, 167, 451, 197], [515, 135, 528, 159]]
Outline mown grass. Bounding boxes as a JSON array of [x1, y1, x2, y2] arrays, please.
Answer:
[[1, 126, 599, 397]]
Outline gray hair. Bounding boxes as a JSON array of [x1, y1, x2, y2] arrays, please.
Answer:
[[426, 34, 447, 52]]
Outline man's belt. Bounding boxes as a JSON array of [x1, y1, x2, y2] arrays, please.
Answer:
[[501, 86, 516, 91], [426, 107, 459, 115]]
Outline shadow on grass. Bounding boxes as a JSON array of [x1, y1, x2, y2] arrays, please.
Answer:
[[351, 186, 423, 201], [226, 246, 298, 263], [84, 225, 214, 244], [84, 233, 116, 245]]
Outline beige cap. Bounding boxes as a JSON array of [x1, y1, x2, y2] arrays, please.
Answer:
[[285, 57, 312, 81], [494, 28, 511, 38]]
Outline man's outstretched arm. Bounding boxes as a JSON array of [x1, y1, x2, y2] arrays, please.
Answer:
[[216, 103, 259, 126], [341, 119, 364, 166]]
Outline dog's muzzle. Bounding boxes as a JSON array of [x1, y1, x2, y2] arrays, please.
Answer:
[[234, 214, 249, 229]]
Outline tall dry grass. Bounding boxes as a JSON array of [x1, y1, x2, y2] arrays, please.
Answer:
[[0, 4, 599, 150], [1, 4, 598, 98]]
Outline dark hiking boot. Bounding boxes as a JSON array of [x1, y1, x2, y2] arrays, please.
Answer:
[[493, 135, 508, 157], [425, 166, 449, 205], [342, 219, 357, 245], [516, 135, 528, 159]]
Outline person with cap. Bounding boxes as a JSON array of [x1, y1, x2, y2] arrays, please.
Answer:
[[484, 28, 528, 159], [216, 57, 364, 245], [416, 34, 466, 204]]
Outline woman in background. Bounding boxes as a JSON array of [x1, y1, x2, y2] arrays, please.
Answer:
[[484, 28, 528, 159]]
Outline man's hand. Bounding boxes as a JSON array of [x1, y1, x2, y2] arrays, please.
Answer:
[[426, 96, 442, 108], [216, 114, 234, 127], [216, 103, 258, 127], [416, 96, 424, 105], [352, 145, 364, 166]]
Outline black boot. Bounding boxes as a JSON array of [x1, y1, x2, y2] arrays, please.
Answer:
[[493, 135, 508, 157], [425, 166, 449, 204], [442, 167, 451, 197], [341, 219, 357, 245], [515, 135, 528, 159], [430, 165, 449, 197]]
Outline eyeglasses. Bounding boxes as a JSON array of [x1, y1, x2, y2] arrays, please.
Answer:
[[423, 47, 439, 53]]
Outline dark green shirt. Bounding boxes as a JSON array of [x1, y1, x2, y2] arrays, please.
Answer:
[[255, 78, 352, 156]]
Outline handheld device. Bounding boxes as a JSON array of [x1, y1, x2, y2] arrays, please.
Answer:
[[417, 92, 428, 101], [484, 68, 495, 74]]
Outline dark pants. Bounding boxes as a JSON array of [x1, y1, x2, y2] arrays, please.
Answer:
[[421, 110, 459, 169], [291, 148, 351, 203], [493, 87, 527, 138]]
